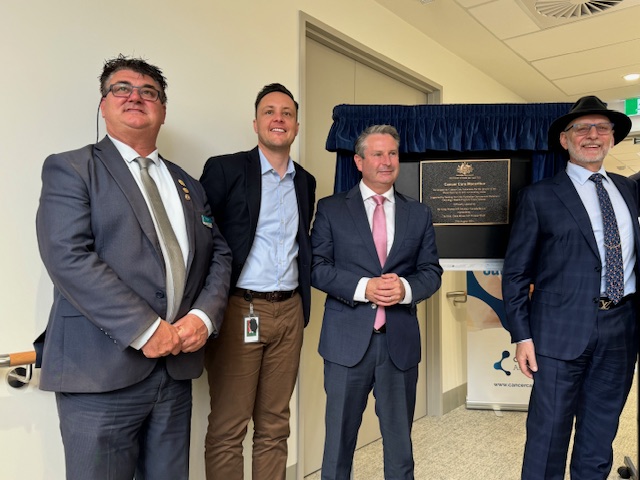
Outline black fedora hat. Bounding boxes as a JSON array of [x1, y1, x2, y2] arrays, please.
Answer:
[[548, 95, 631, 151]]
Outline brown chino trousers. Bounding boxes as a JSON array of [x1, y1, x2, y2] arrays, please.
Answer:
[[204, 293, 304, 480]]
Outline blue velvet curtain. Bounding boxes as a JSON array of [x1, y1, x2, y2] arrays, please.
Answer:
[[326, 103, 573, 193]]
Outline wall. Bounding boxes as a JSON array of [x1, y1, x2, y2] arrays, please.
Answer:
[[0, 0, 523, 478]]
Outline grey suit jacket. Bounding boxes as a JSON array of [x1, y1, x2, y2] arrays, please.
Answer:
[[36, 137, 232, 393], [311, 185, 442, 371]]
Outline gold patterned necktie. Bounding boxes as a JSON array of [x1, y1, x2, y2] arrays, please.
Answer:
[[135, 157, 186, 321], [589, 173, 624, 303]]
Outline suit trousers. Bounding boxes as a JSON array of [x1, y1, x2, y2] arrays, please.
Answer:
[[322, 332, 418, 480], [522, 300, 638, 480], [56, 359, 192, 480], [205, 293, 304, 480]]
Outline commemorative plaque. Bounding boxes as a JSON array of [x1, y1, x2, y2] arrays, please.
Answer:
[[420, 159, 510, 225]]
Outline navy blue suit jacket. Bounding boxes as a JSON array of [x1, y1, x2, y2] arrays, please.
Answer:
[[311, 185, 442, 371], [36, 137, 232, 393], [200, 147, 316, 325], [502, 170, 640, 360]]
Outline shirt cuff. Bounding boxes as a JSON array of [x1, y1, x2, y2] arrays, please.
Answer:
[[130, 317, 161, 350], [399, 277, 412, 304], [190, 309, 214, 336], [354, 277, 370, 302]]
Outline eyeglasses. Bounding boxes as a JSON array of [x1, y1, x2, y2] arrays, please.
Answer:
[[563, 122, 614, 136], [106, 82, 162, 102]]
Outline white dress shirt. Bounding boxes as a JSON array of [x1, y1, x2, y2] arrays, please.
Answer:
[[108, 136, 213, 348], [353, 181, 413, 304]]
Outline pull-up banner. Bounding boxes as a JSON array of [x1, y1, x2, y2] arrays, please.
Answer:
[[465, 270, 533, 411]]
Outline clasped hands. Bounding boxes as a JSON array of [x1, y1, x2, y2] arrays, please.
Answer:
[[141, 313, 207, 358], [365, 273, 405, 307]]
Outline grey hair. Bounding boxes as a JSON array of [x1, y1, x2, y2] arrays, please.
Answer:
[[354, 125, 400, 157]]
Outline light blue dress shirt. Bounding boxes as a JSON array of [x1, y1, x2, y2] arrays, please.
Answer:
[[236, 149, 300, 292], [566, 161, 636, 297]]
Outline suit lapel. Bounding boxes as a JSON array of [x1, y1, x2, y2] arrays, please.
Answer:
[[553, 171, 600, 259], [387, 192, 408, 266], [164, 158, 195, 275], [346, 186, 381, 267], [293, 163, 309, 237], [610, 173, 640, 258], [93, 137, 162, 260], [245, 148, 262, 243]]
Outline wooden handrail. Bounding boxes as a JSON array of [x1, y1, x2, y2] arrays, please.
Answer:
[[0, 351, 36, 368]]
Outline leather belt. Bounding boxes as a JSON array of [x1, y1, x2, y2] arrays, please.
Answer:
[[373, 324, 386, 334], [598, 295, 634, 311], [233, 288, 296, 302]]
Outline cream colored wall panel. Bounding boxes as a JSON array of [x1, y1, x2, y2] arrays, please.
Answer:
[[355, 62, 427, 105]]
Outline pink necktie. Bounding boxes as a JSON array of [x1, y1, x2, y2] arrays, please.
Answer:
[[372, 195, 387, 330]]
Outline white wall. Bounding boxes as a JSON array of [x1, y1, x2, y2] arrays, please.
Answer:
[[0, 1, 523, 478]]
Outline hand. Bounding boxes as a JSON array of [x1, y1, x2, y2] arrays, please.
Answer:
[[174, 313, 209, 353], [141, 320, 182, 358], [515, 341, 538, 379], [365, 273, 405, 307]]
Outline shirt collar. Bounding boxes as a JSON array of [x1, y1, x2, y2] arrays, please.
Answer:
[[566, 161, 609, 186], [258, 148, 296, 177], [359, 180, 395, 203], [108, 135, 159, 166]]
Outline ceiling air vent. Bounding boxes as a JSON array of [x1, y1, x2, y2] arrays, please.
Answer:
[[535, 0, 624, 18]]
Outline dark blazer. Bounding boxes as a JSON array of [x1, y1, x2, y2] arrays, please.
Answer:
[[200, 147, 316, 325], [502, 170, 640, 360], [36, 136, 232, 393], [311, 185, 443, 371]]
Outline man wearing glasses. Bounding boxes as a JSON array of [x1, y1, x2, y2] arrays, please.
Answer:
[[35, 55, 231, 480], [502, 96, 639, 479]]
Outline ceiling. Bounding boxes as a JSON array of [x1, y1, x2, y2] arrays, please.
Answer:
[[372, 0, 640, 175]]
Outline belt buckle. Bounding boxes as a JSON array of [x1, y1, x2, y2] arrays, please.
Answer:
[[599, 298, 613, 310], [265, 291, 278, 302]]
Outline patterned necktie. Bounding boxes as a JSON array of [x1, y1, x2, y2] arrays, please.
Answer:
[[135, 157, 186, 322], [372, 195, 387, 329], [589, 173, 624, 303]]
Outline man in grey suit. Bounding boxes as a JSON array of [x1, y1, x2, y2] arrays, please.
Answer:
[[35, 55, 231, 480], [311, 125, 442, 479]]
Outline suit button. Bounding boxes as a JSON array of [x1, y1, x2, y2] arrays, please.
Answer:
[[595, 266, 601, 272], [156, 291, 165, 299], [593, 297, 600, 304], [371, 303, 377, 309]]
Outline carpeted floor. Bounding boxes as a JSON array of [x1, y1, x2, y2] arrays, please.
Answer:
[[305, 377, 638, 479]]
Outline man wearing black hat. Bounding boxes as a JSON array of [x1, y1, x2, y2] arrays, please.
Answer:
[[502, 95, 640, 479]]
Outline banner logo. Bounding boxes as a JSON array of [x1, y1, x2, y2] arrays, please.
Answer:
[[493, 350, 511, 376]]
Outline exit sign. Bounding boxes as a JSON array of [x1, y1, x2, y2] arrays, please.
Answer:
[[625, 98, 640, 116]]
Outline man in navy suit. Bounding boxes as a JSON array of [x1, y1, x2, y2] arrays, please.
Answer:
[[200, 83, 316, 480], [311, 124, 442, 479], [36, 55, 232, 480], [502, 96, 640, 479]]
